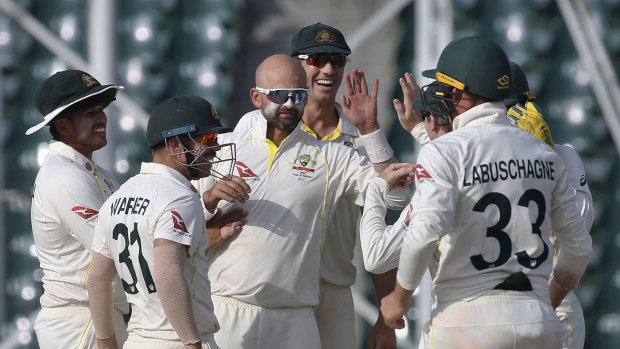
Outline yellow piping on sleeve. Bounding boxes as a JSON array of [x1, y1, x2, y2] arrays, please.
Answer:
[[550, 230, 559, 258]]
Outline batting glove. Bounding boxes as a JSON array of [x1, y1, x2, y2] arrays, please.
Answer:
[[507, 102, 554, 148]]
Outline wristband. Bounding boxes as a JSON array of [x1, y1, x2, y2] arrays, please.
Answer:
[[360, 129, 393, 163]]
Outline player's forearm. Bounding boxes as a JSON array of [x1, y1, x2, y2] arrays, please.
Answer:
[[371, 269, 398, 301], [154, 243, 201, 345], [361, 179, 402, 273], [87, 253, 118, 341], [549, 277, 572, 309]]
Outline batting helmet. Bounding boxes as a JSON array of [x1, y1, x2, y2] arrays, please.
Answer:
[[422, 36, 511, 100]]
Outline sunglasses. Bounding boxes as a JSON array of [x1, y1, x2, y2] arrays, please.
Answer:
[[199, 133, 218, 146], [255, 87, 309, 104], [297, 54, 348, 69]]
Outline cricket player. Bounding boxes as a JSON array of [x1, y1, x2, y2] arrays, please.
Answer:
[[505, 61, 593, 349], [195, 54, 413, 349], [374, 36, 592, 349], [26, 70, 129, 348], [234, 23, 399, 348], [87, 95, 236, 348]]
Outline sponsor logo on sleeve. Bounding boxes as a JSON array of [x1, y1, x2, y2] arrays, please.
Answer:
[[171, 210, 191, 237], [415, 164, 432, 181], [72, 206, 99, 224], [235, 161, 260, 182]]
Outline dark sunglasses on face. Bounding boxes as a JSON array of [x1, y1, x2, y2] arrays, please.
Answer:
[[255, 87, 310, 104], [296, 54, 349, 69]]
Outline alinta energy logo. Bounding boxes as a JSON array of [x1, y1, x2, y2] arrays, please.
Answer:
[[171, 210, 190, 236], [72, 206, 99, 224]]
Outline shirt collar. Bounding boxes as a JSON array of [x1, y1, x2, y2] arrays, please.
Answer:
[[140, 162, 193, 189], [48, 140, 98, 172], [452, 101, 512, 130]]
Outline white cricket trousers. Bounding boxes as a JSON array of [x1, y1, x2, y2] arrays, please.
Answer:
[[314, 281, 355, 349], [212, 295, 320, 349], [418, 290, 562, 349], [34, 305, 127, 349], [557, 292, 585, 349]]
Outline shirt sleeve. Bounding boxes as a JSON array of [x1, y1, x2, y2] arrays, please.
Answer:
[[556, 144, 594, 230], [91, 216, 112, 258], [360, 177, 412, 273], [396, 144, 458, 290], [154, 195, 205, 256], [45, 171, 108, 250], [411, 122, 430, 145], [549, 156, 592, 277]]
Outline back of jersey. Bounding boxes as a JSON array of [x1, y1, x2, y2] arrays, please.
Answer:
[[93, 165, 217, 338], [415, 122, 577, 303]]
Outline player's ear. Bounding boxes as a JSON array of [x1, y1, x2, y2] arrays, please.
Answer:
[[53, 118, 72, 138], [250, 88, 262, 108]]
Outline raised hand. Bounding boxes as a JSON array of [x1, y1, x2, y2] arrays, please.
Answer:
[[393, 72, 423, 133], [340, 69, 379, 135]]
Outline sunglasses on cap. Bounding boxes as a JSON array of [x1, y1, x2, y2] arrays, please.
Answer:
[[199, 133, 218, 146], [255, 87, 309, 105], [296, 54, 349, 69]]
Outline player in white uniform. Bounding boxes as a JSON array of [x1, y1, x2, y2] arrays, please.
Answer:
[[505, 61, 593, 349], [87, 95, 235, 348], [233, 23, 399, 349], [194, 54, 412, 349], [26, 70, 129, 349], [373, 36, 592, 349]]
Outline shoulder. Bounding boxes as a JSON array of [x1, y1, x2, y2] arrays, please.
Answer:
[[233, 110, 262, 132]]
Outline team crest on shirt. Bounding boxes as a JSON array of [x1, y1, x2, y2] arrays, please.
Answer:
[[415, 164, 433, 181], [171, 210, 191, 237], [71, 206, 99, 224], [290, 154, 317, 181], [235, 161, 260, 182]]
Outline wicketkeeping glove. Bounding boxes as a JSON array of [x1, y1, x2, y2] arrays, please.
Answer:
[[507, 102, 554, 148]]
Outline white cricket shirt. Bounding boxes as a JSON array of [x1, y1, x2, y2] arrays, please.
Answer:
[[235, 106, 376, 286], [393, 102, 591, 303], [92, 162, 219, 340], [31, 141, 127, 311], [198, 110, 409, 307]]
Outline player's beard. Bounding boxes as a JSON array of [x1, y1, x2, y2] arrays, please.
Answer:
[[263, 100, 304, 132]]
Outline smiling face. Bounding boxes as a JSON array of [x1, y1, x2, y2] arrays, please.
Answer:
[[55, 105, 108, 159], [300, 58, 345, 104]]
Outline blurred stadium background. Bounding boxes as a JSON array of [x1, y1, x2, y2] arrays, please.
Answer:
[[0, 0, 619, 347]]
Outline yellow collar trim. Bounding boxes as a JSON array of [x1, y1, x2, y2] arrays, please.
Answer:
[[300, 122, 343, 141]]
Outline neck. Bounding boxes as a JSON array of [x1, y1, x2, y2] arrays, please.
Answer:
[[267, 127, 292, 147], [153, 150, 191, 180], [302, 99, 339, 139]]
